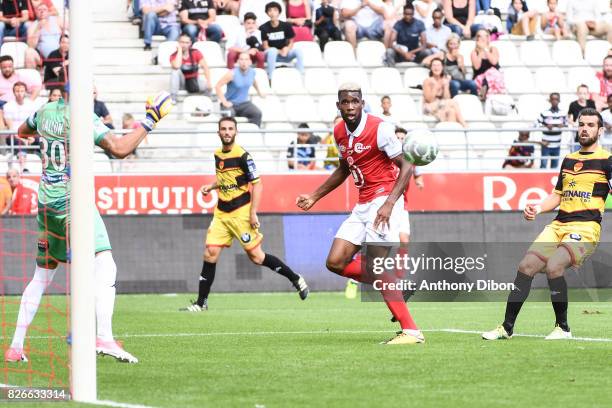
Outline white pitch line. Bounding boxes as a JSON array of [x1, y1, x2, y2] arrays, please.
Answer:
[[0, 384, 157, 408], [4, 328, 612, 343]]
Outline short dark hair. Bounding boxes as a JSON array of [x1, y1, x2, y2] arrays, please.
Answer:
[[0, 55, 13, 64], [60, 34, 69, 40], [549, 92, 560, 99], [218, 116, 237, 128], [403, 4, 414, 12], [604, 55, 612, 63], [13, 81, 27, 92], [179, 33, 191, 41], [265, 1, 282, 13], [395, 127, 407, 135], [577, 83, 589, 91], [381, 95, 391, 102], [577, 107, 603, 128], [432, 8, 443, 15], [244, 11, 257, 22], [297, 122, 309, 129]]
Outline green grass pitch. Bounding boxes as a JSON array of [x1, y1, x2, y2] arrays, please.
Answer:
[[2, 292, 611, 408]]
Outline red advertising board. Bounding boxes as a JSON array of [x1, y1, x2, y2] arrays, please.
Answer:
[[19, 172, 563, 214]]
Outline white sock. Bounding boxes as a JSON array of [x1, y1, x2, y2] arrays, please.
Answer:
[[11, 265, 57, 349], [402, 329, 422, 337], [94, 251, 117, 343]]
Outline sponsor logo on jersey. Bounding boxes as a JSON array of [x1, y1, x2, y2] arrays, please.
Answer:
[[241, 232, 251, 243], [573, 162, 583, 172], [347, 156, 354, 166], [338, 145, 346, 153], [37, 238, 49, 251], [218, 160, 224, 170], [354, 143, 371, 154], [569, 233, 582, 241], [562, 190, 592, 200]]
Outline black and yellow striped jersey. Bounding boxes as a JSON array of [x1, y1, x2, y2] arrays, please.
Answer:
[[553, 147, 612, 224], [214, 144, 259, 216]]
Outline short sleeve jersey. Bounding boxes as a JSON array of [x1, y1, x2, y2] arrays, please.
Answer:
[[334, 113, 402, 204], [214, 143, 260, 216], [553, 147, 612, 224], [25, 99, 109, 211]]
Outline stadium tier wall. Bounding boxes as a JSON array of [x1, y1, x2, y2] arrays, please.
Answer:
[[2, 212, 612, 295]]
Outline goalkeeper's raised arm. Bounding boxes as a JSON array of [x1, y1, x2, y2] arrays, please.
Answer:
[[99, 91, 173, 159]]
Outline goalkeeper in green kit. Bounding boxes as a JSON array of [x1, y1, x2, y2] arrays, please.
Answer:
[[4, 89, 172, 364]]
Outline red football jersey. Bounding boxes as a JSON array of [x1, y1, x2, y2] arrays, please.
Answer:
[[334, 113, 402, 204], [10, 184, 37, 215]]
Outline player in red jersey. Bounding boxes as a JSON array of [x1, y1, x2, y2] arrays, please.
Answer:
[[296, 83, 423, 344]]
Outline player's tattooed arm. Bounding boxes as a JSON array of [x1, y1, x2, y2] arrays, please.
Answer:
[[200, 183, 218, 196], [99, 127, 149, 159], [296, 159, 350, 210]]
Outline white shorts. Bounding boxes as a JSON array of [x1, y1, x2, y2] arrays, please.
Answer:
[[398, 209, 410, 235], [335, 195, 404, 245]]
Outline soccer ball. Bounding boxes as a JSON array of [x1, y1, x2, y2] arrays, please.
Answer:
[[402, 129, 439, 166]]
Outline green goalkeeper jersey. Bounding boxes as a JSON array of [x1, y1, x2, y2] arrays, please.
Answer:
[[26, 98, 110, 212]]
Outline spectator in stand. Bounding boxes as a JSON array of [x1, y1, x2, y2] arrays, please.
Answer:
[[443, 0, 481, 39], [471, 28, 503, 101], [422, 57, 466, 126], [26, 2, 64, 66], [6, 167, 36, 215], [3, 81, 35, 148], [322, 115, 341, 170], [43, 33, 68, 87], [285, 0, 313, 42], [0, 0, 29, 46], [594, 55, 612, 111], [537, 92, 567, 169], [314, 0, 341, 52], [502, 130, 535, 169], [475, 0, 491, 14], [506, 0, 537, 40], [540, 0, 567, 40], [287, 122, 319, 170], [123, 113, 142, 131], [0, 55, 41, 102], [179, 0, 223, 43], [439, 34, 477, 97], [601, 94, 612, 148], [0, 172, 11, 215], [423, 9, 452, 58], [93, 86, 114, 129], [28, 0, 57, 20], [213, 0, 239, 16], [384, 5, 429, 66], [215, 51, 265, 126], [568, 84, 596, 126], [381, 0, 401, 48], [378, 95, 400, 126], [568, 83, 597, 150], [169, 33, 212, 102], [413, 0, 436, 28], [566, 0, 611, 56], [260, 1, 304, 79], [341, 0, 387, 49], [47, 87, 62, 102], [227, 12, 264, 69], [141, 0, 180, 51]]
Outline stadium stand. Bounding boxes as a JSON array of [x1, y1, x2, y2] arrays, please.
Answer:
[[0, 0, 608, 173]]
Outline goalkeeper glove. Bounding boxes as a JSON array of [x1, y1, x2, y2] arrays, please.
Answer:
[[142, 91, 173, 132]]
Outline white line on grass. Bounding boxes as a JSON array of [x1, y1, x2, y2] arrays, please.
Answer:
[[4, 329, 612, 343], [114, 328, 612, 342], [0, 384, 157, 408]]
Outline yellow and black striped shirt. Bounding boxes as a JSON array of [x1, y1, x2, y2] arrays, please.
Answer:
[[553, 148, 612, 224], [214, 144, 260, 216]]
